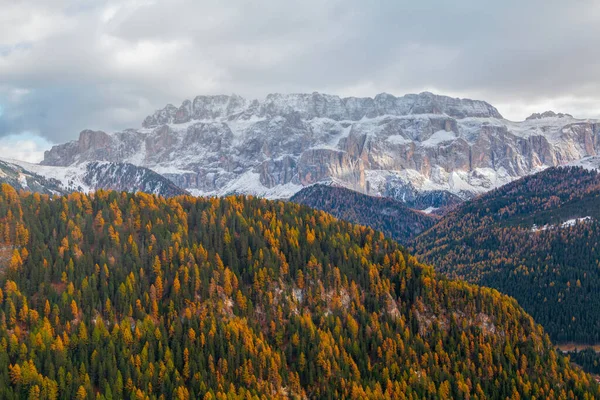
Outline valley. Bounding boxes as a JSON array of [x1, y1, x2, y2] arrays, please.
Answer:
[[557, 343, 600, 353], [290, 184, 438, 243]]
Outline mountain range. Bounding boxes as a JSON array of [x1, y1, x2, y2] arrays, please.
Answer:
[[2, 90, 600, 394], [5, 91, 600, 342], [13, 91, 597, 208]]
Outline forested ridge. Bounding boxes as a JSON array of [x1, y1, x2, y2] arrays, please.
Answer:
[[291, 185, 438, 244], [0, 183, 598, 399], [412, 166, 600, 344]]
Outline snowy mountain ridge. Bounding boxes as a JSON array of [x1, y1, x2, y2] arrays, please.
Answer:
[[140, 92, 503, 128], [37, 91, 600, 206], [0, 158, 187, 197]]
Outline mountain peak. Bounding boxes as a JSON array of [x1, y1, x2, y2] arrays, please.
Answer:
[[141, 91, 503, 128], [526, 110, 574, 120]]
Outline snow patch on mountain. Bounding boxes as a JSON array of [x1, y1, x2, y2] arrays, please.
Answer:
[[8, 158, 94, 192], [568, 156, 600, 171], [532, 216, 593, 232], [365, 166, 518, 202], [386, 135, 411, 145], [189, 170, 303, 199], [421, 130, 457, 147]]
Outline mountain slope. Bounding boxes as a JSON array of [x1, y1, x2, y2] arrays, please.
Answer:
[[0, 184, 597, 398], [412, 166, 600, 343], [0, 159, 68, 195], [291, 184, 438, 243], [40, 92, 600, 205], [0, 158, 187, 197]]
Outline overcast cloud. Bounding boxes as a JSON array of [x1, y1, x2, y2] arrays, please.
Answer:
[[1, 0, 600, 161]]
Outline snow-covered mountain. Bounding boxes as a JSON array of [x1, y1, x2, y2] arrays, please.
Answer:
[[568, 155, 600, 171], [0, 158, 187, 197], [0, 158, 68, 195], [40, 91, 600, 206]]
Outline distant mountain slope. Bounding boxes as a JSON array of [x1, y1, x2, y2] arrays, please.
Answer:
[[412, 166, 600, 343], [0, 158, 188, 197], [0, 159, 67, 195], [0, 184, 598, 398], [291, 184, 438, 243], [40, 91, 600, 206], [79, 162, 189, 196]]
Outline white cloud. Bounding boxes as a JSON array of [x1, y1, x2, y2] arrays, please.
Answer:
[[0, 0, 599, 153], [0, 133, 53, 163], [0, 2, 75, 46]]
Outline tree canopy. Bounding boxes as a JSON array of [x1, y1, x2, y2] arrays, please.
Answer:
[[0, 183, 598, 399]]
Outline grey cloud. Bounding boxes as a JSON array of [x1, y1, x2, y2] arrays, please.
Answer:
[[0, 0, 599, 144]]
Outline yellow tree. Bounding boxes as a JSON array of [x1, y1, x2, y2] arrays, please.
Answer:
[[76, 385, 86, 400], [9, 249, 23, 271]]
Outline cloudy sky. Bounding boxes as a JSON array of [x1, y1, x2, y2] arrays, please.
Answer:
[[1, 0, 599, 162]]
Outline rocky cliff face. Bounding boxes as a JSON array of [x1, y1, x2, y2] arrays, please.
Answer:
[[41, 92, 600, 206]]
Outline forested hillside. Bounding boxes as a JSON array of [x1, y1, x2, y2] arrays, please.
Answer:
[[0, 183, 598, 398], [291, 185, 438, 244], [412, 166, 600, 344], [568, 350, 600, 375]]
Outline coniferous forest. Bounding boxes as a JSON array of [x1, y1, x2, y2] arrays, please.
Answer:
[[291, 185, 438, 243], [567, 350, 600, 375], [412, 167, 600, 344], [0, 183, 598, 398]]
